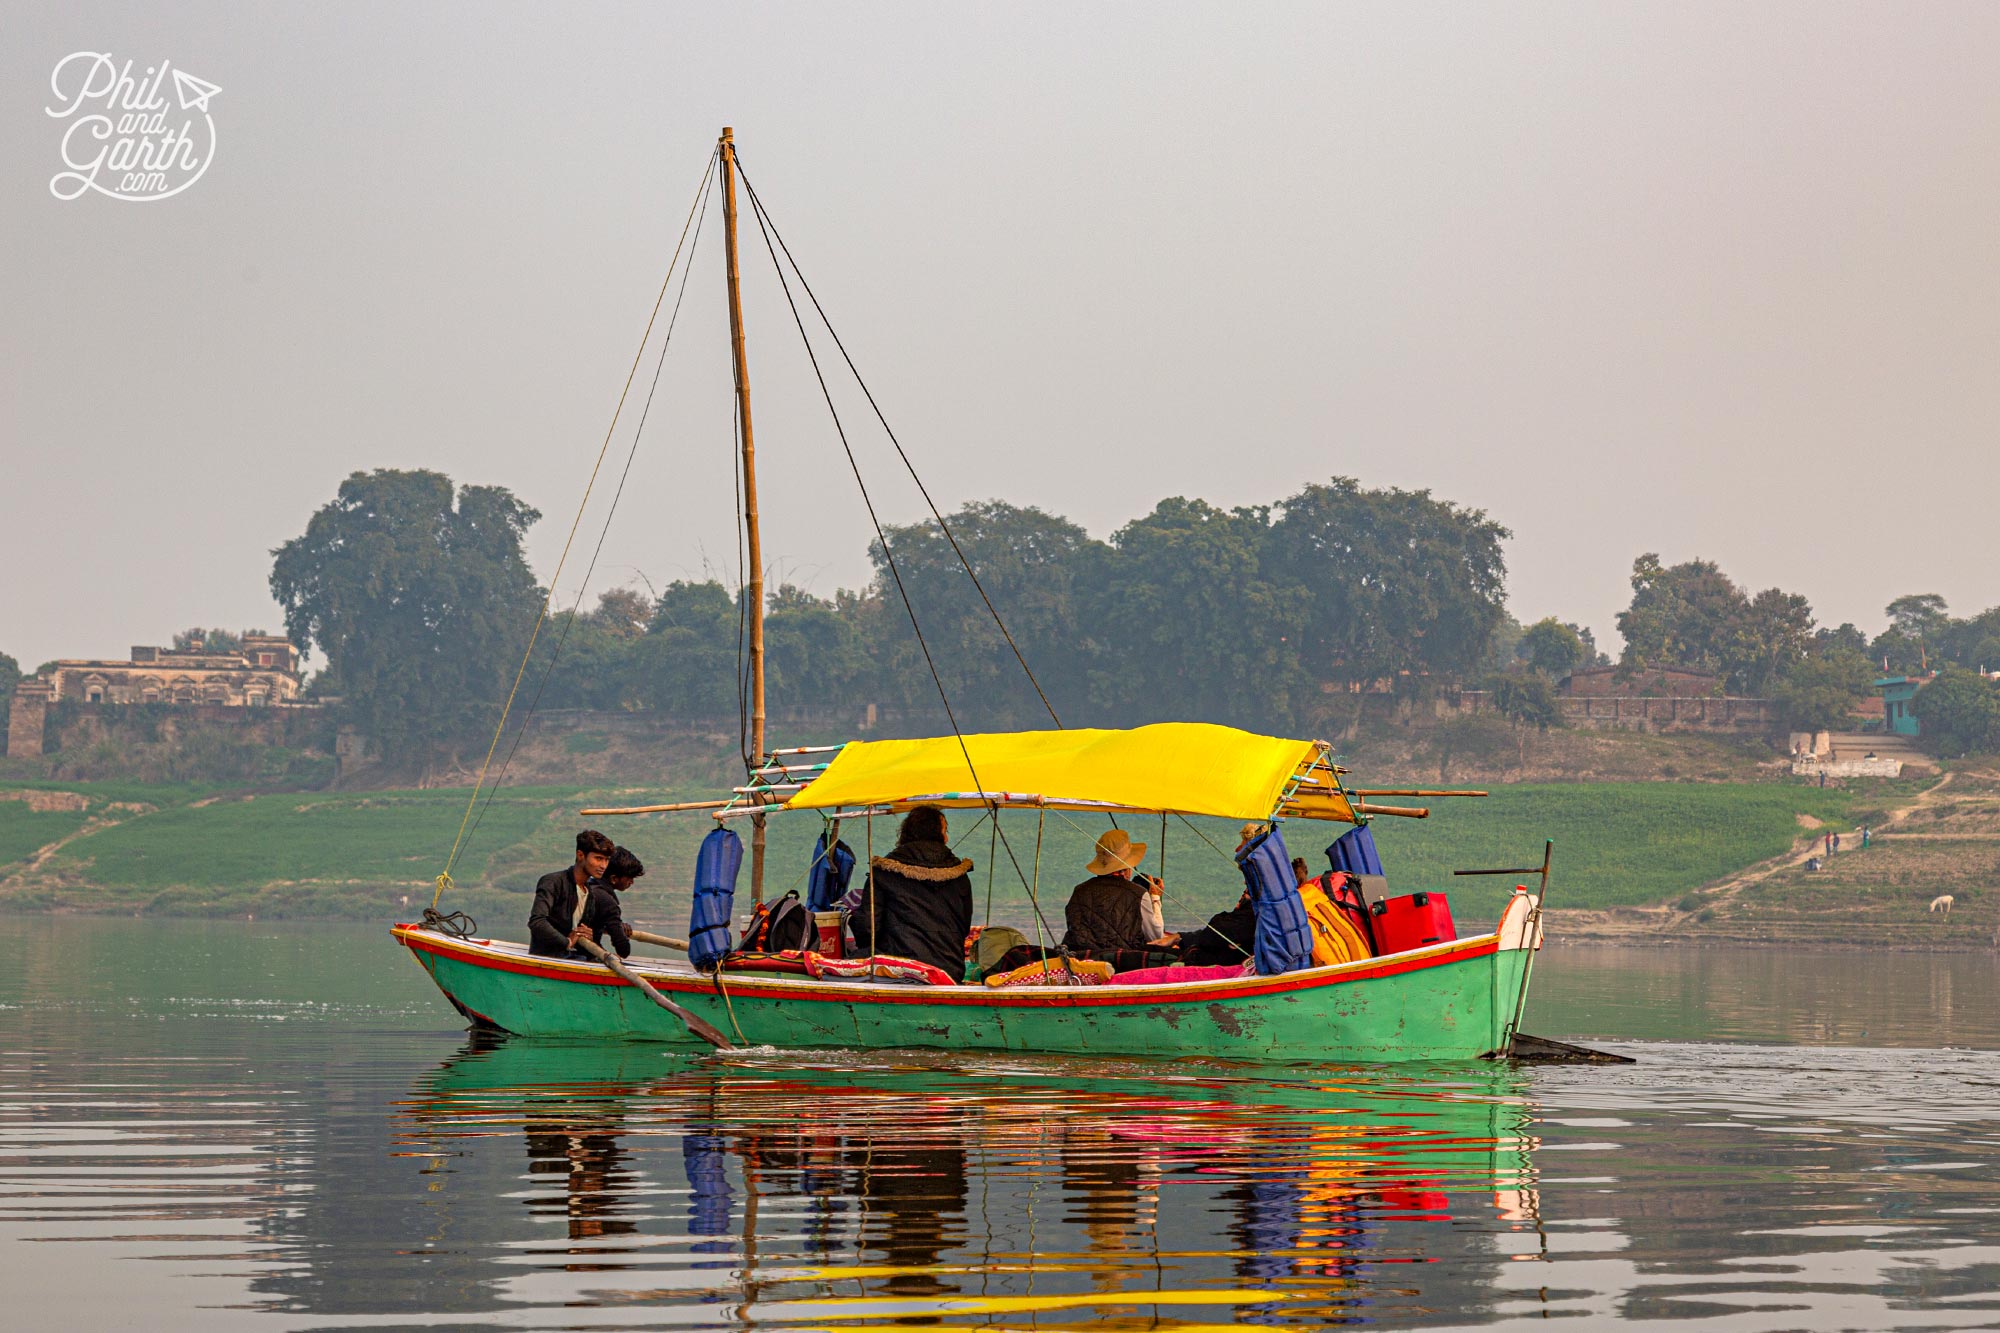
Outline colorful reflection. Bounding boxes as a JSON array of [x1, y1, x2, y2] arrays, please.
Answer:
[[395, 1038, 1545, 1324]]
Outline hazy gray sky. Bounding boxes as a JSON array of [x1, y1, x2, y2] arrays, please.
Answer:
[[4, 3, 1996, 673]]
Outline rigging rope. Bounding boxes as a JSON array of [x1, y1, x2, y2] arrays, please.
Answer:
[[432, 150, 718, 906], [738, 169, 1070, 960], [1042, 803, 1252, 963], [458, 156, 718, 860], [734, 162, 1063, 731]]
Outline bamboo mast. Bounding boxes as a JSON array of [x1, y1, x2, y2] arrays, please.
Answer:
[[719, 126, 768, 903]]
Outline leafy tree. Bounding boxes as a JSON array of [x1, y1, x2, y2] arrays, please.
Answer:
[[1868, 627, 1920, 675], [1615, 554, 1814, 693], [1477, 614, 1526, 675], [871, 502, 1103, 728], [530, 621, 633, 712], [1731, 587, 1815, 696], [1886, 593, 1950, 644], [1872, 594, 1951, 673], [587, 588, 653, 639], [1814, 622, 1868, 656], [269, 469, 541, 762], [1938, 605, 2000, 676], [1573, 622, 1608, 666], [0, 651, 17, 736], [1518, 617, 1587, 678], [765, 584, 872, 711], [172, 627, 242, 654], [1616, 555, 1744, 677], [628, 580, 740, 717], [1771, 648, 1874, 733], [1086, 498, 1302, 726], [1267, 478, 1509, 719], [1913, 669, 2000, 756], [1485, 671, 1562, 768]]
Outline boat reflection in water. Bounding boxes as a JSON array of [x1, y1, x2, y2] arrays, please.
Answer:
[[398, 1034, 1544, 1325]]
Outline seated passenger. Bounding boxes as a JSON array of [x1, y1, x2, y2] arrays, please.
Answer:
[[590, 845, 646, 956], [528, 829, 620, 958], [850, 805, 973, 980], [1062, 830, 1180, 970], [1177, 888, 1257, 967]]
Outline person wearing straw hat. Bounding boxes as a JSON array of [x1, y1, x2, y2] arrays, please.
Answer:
[[1061, 828, 1180, 967]]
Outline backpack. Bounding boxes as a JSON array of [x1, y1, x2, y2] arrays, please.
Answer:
[[740, 889, 811, 954]]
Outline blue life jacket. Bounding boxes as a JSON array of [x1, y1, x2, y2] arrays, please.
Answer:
[[681, 1134, 733, 1250], [1238, 824, 1312, 975], [1326, 824, 1385, 877], [805, 831, 856, 913], [687, 827, 743, 971]]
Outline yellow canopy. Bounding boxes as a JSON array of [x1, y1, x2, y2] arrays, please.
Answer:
[[781, 722, 1356, 822]]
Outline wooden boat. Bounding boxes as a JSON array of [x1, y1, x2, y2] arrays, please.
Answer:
[[395, 128, 1554, 1063], [397, 907, 1539, 1062]]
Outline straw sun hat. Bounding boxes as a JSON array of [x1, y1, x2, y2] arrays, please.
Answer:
[[1086, 828, 1148, 876]]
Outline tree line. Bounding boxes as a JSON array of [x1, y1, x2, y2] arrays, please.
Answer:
[[258, 468, 2000, 764], [267, 470, 1516, 759], [1610, 555, 2000, 746]]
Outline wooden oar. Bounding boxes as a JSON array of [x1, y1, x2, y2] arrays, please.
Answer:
[[575, 936, 734, 1050], [629, 928, 689, 952]]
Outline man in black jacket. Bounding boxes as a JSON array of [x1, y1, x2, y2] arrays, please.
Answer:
[[528, 829, 619, 958]]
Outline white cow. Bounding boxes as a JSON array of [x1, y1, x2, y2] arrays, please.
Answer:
[[1928, 894, 1955, 917]]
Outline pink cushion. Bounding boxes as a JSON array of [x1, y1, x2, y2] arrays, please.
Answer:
[[1107, 962, 1252, 986]]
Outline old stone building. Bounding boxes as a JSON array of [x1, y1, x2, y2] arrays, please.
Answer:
[[6, 634, 307, 757], [1557, 664, 1721, 697]]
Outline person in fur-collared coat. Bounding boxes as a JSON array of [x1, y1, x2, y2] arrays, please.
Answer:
[[850, 805, 973, 980]]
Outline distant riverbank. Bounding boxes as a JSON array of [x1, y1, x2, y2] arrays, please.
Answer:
[[6, 772, 1984, 950]]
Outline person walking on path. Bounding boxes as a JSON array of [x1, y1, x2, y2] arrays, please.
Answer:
[[1832, 832, 1841, 854], [1862, 825, 1871, 849]]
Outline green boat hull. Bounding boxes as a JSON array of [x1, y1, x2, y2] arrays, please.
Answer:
[[395, 923, 1534, 1063]]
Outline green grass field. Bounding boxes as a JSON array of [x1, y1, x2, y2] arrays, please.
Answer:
[[0, 804, 93, 867], [1365, 782, 1853, 918], [0, 777, 1856, 934]]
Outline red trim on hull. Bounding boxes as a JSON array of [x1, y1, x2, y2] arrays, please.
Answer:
[[391, 923, 1500, 1009]]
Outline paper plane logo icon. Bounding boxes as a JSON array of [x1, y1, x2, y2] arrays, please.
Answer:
[[171, 68, 221, 113]]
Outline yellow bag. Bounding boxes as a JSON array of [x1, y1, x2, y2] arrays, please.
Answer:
[[983, 957, 1114, 987], [1296, 881, 1369, 967]]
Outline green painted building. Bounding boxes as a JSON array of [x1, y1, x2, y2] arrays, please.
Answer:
[[1875, 674, 1930, 737]]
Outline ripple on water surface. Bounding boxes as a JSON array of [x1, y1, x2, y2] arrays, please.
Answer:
[[0, 922, 1997, 1329]]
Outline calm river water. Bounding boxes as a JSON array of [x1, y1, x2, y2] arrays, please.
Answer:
[[3, 919, 1997, 1330]]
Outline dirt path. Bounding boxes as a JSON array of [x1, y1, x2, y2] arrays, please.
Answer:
[[0, 813, 129, 889], [1553, 772, 1964, 943], [1690, 772, 1956, 917]]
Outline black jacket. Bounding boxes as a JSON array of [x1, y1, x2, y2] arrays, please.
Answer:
[[850, 839, 973, 980], [1177, 889, 1257, 967], [528, 866, 630, 958], [1062, 873, 1155, 953]]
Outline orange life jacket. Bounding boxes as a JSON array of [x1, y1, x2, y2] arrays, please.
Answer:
[[1296, 878, 1371, 966]]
